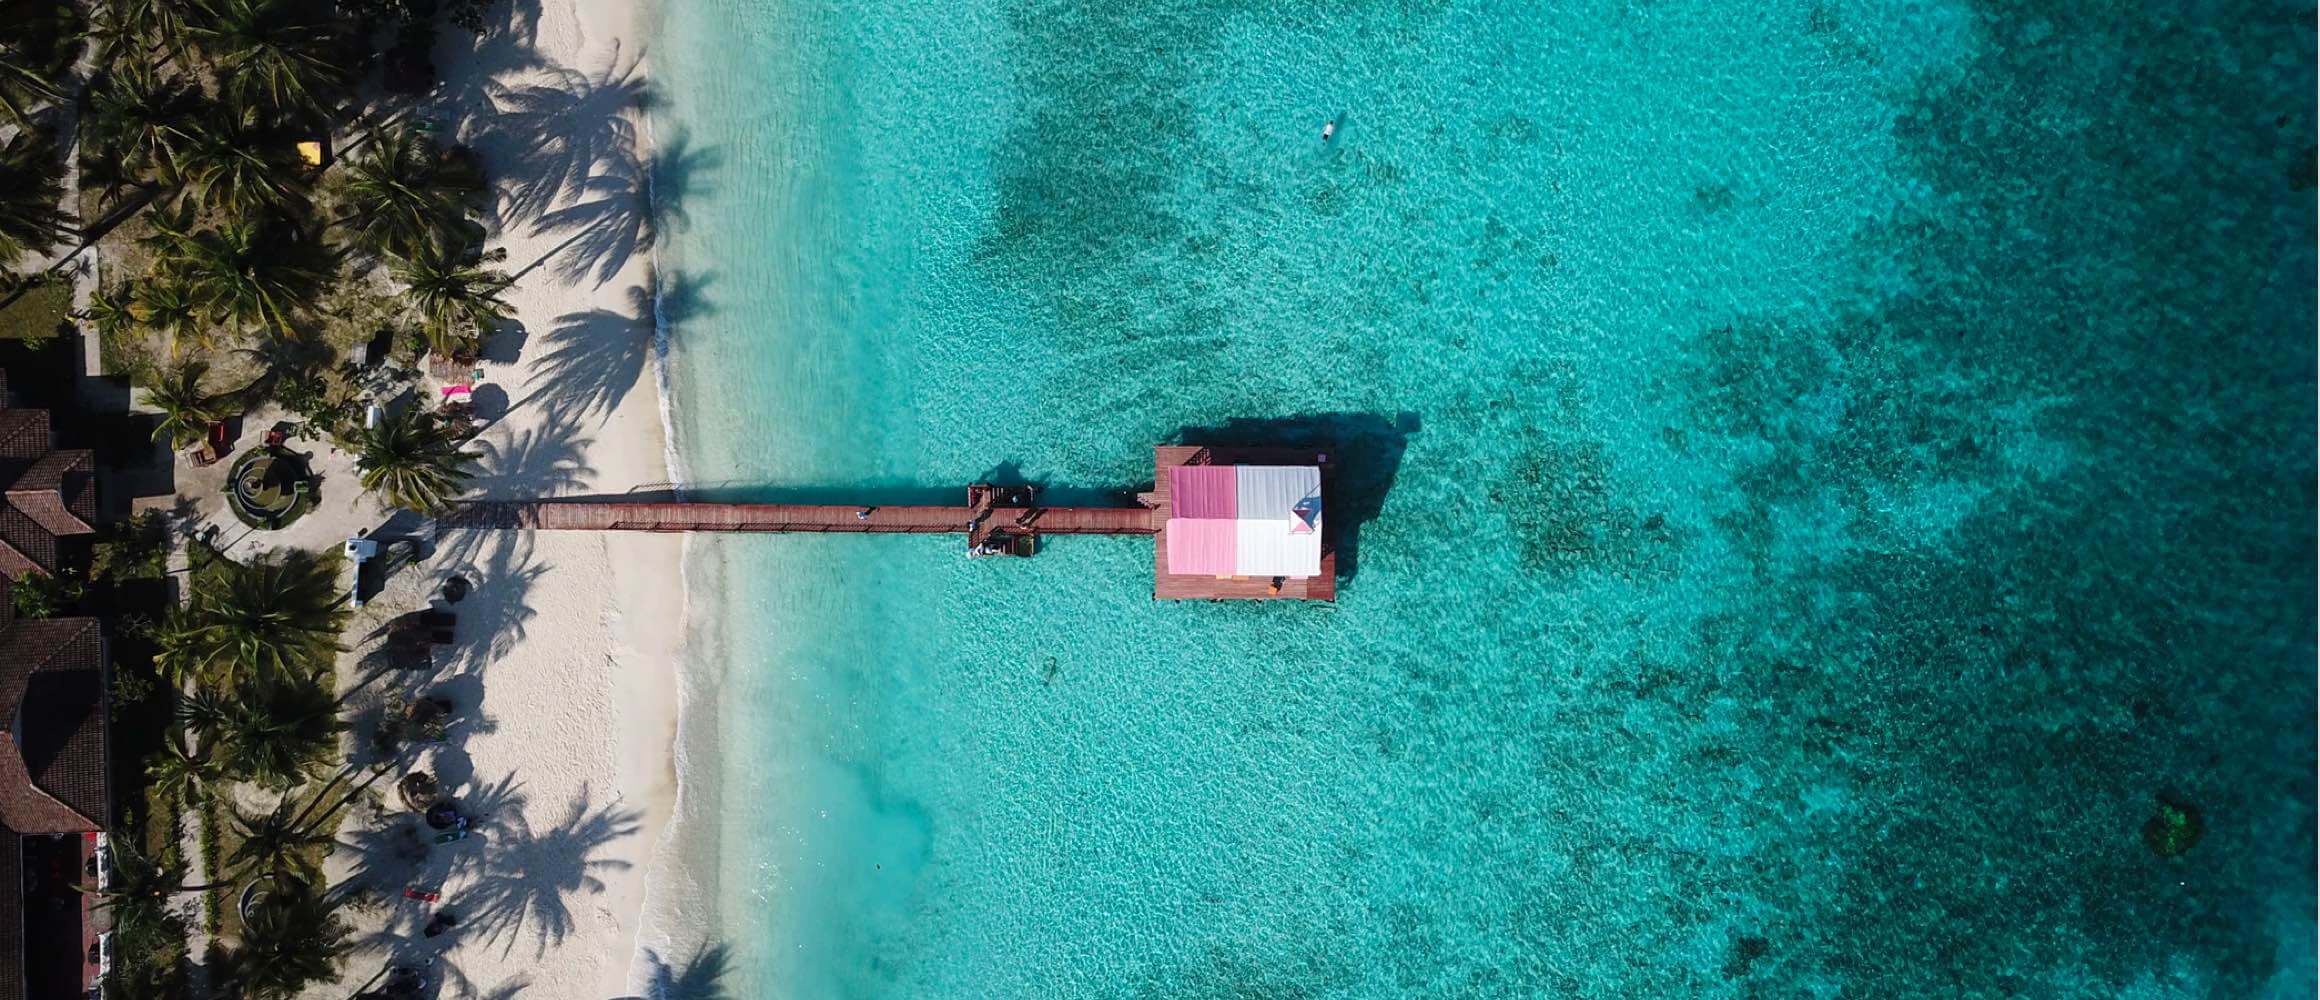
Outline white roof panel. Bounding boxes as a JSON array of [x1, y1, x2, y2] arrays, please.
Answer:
[[1233, 512, 1322, 577], [1232, 466, 1320, 522]]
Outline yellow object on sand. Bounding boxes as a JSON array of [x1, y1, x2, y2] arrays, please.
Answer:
[[296, 141, 325, 167]]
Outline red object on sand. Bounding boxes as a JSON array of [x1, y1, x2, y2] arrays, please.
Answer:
[[440, 384, 472, 400], [402, 888, 440, 903]]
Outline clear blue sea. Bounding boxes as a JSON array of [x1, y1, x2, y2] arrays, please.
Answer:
[[649, 0, 2317, 995]]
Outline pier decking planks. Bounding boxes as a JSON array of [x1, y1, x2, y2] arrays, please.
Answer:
[[451, 443, 1339, 601], [461, 500, 1158, 535]]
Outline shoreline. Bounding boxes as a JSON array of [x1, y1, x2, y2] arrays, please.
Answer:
[[624, 0, 732, 977], [346, 0, 712, 994]]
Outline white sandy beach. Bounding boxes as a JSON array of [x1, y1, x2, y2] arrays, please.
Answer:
[[314, 0, 697, 995]]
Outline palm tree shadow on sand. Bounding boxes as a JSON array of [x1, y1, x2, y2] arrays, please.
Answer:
[[456, 784, 642, 959], [513, 271, 714, 424], [611, 943, 734, 1000], [337, 778, 640, 995]]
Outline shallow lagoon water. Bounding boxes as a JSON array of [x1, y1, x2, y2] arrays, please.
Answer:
[[652, 0, 2317, 994]]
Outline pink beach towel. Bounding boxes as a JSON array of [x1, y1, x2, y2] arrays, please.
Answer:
[[440, 384, 472, 400]]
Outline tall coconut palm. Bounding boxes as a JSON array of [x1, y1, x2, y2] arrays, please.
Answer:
[[174, 682, 234, 732], [88, 0, 196, 62], [225, 798, 334, 886], [334, 125, 485, 260], [390, 242, 513, 357], [215, 678, 337, 789], [144, 731, 221, 807], [97, 879, 192, 997], [0, 1, 76, 129], [356, 404, 478, 513], [173, 106, 308, 218], [154, 547, 347, 688], [184, 0, 349, 120], [0, 128, 72, 267], [83, 62, 203, 185], [218, 879, 349, 1000], [141, 359, 226, 448], [150, 214, 332, 334]]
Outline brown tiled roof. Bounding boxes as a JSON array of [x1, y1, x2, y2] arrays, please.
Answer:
[[0, 614, 108, 1000], [4, 450, 94, 537], [0, 616, 106, 835], [0, 405, 95, 580], [0, 510, 62, 580], [0, 410, 46, 463], [0, 539, 34, 580]]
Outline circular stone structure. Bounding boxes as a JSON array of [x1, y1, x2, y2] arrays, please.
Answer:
[[225, 449, 314, 529]]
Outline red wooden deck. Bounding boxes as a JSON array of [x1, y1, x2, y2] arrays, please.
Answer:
[[1146, 446, 1338, 601]]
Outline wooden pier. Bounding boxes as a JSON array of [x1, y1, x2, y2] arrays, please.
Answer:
[[453, 446, 1338, 601]]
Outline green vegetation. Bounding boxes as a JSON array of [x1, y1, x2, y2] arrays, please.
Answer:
[[90, 508, 174, 581], [0, 129, 73, 267], [0, 273, 73, 342], [2143, 796, 2205, 858], [8, 567, 83, 617], [199, 798, 225, 936], [0, 0, 82, 129], [389, 239, 514, 358], [38, 1, 516, 993], [357, 402, 479, 513], [155, 545, 345, 688], [225, 448, 316, 529], [90, 833, 193, 997], [213, 879, 351, 1000], [333, 123, 485, 260], [140, 358, 229, 448], [143, 207, 335, 336]]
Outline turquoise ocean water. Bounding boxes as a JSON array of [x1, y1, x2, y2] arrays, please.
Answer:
[[647, 0, 2317, 995]]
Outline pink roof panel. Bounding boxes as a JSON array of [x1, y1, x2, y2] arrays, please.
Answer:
[[1169, 465, 1238, 519], [1164, 517, 1237, 575]]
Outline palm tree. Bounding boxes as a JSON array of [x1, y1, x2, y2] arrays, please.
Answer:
[[217, 879, 349, 1000], [87, 829, 231, 903], [149, 214, 332, 334], [145, 732, 220, 806], [184, 0, 349, 120], [130, 278, 208, 348], [333, 125, 485, 259], [173, 106, 308, 218], [141, 360, 226, 448], [88, 0, 196, 63], [0, 1, 76, 129], [390, 242, 513, 357], [76, 286, 138, 341], [0, 128, 72, 267], [174, 682, 234, 732], [224, 797, 335, 887], [214, 678, 337, 788], [154, 547, 346, 688], [82, 62, 203, 185], [357, 404, 479, 513]]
